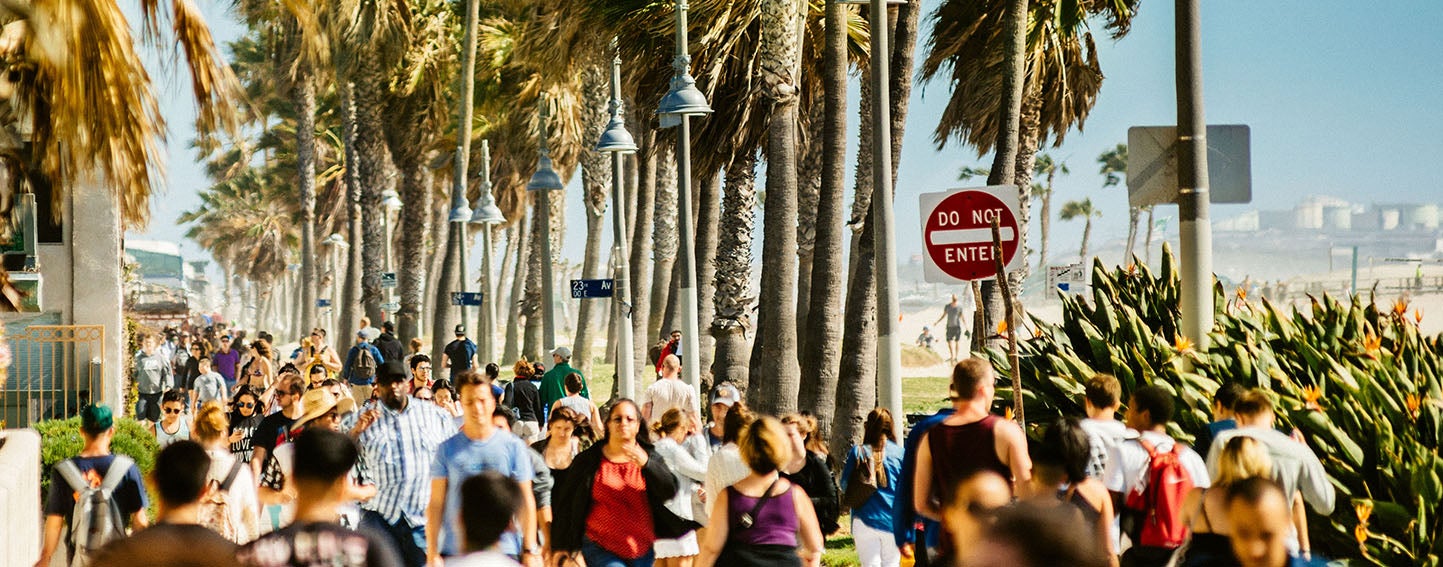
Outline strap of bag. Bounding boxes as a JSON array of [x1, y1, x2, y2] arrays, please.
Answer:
[[100, 456, 133, 492], [220, 458, 245, 491], [740, 478, 781, 530], [55, 459, 89, 493]]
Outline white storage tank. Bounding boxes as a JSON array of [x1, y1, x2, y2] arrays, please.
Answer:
[[1407, 204, 1439, 230], [1381, 209, 1401, 231], [1324, 205, 1352, 230]]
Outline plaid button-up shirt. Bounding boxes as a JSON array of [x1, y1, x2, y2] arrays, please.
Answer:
[[346, 397, 457, 525]]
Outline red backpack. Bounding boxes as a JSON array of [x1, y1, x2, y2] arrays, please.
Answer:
[[1124, 439, 1194, 549]]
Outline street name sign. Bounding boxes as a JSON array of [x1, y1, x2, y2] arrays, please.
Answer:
[[1127, 125, 1252, 208], [381, 301, 400, 313], [1046, 263, 1088, 295], [381, 272, 398, 289], [450, 292, 484, 306], [919, 185, 1024, 283], [571, 279, 615, 299], [316, 299, 332, 308]]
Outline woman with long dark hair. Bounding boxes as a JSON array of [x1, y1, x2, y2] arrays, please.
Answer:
[[551, 399, 699, 567], [228, 387, 264, 462], [841, 408, 905, 567], [532, 406, 583, 491], [1025, 417, 1117, 566]]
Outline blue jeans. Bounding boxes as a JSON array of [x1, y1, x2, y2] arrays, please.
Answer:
[[360, 510, 427, 567], [582, 537, 655, 567], [135, 392, 162, 422]]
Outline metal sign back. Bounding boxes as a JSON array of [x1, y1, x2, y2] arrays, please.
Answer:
[[1127, 124, 1252, 208]]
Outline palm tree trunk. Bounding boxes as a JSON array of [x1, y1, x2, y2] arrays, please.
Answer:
[[976, 0, 1029, 353], [711, 153, 757, 391], [502, 211, 530, 365], [572, 65, 611, 377], [835, 52, 875, 456], [694, 170, 721, 384], [649, 146, 678, 344], [750, 0, 806, 415], [799, 0, 849, 441], [522, 198, 544, 362], [1039, 169, 1055, 271], [295, 68, 319, 333], [629, 131, 657, 377], [795, 103, 824, 357], [1124, 206, 1141, 262], [1080, 218, 1093, 261], [1011, 92, 1041, 278], [353, 64, 388, 325], [497, 223, 517, 325], [424, 186, 448, 346], [340, 82, 363, 339], [393, 159, 432, 343]]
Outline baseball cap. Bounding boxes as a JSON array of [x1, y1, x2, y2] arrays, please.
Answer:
[[454, 324, 466, 336], [376, 360, 409, 385], [80, 404, 114, 435], [552, 346, 571, 360], [711, 383, 740, 407]]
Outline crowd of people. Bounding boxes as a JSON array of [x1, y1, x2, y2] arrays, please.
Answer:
[[36, 322, 1337, 567]]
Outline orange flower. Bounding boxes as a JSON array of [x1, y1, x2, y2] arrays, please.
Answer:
[[1354, 500, 1374, 547], [1363, 332, 1382, 357], [1302, 385, 1324, 412], [1407, 393, 1422, 420], [1235, 286, 1248, 300], [1005, 406, 1015, 421], [1393, 298, 1410, 318], [1174, 334, 1195, 353], [1416, 308, 1425, 324], [997, 320, 1009, 335]]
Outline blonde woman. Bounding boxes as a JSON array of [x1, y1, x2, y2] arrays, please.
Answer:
[[193, 400, 261, 543], [697, 416, 824, 567], [652, 408, 709, 566], [1179, 436, 1308, 566]]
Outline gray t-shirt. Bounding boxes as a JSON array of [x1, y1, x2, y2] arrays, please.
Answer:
[[943, 303, 964, 328]]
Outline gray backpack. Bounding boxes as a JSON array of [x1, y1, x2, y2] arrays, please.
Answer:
[[55, 455, 133, 567]]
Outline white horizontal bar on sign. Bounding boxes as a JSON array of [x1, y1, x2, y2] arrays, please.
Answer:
[[929, 227, 1016, 246]]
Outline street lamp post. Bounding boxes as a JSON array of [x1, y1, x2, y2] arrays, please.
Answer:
[[323, 233, 347, 348], [380, 189, 402, 320], [597, 38, 639, 398], [866, 0, 904, 434], [657, 0, 712, 395], [528, 96, 564, 355], [470, 140, 506, 367]]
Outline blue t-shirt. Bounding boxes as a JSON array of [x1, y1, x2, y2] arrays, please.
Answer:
[[430, 429, 535, 556], [895, 408, 954, 550], [841, 440, 905, 532]]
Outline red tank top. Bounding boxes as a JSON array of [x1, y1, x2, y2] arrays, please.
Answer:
[[927, 414, 1011, 557]]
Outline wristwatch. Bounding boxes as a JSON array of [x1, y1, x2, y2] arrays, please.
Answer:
[[523, 546, 541, 555]]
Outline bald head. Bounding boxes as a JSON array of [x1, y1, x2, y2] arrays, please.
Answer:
[[662, 354, 681, 377]]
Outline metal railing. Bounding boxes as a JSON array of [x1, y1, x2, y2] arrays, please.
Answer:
[[0, 325, 105, 429]]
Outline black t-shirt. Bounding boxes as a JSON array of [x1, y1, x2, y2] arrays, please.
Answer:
[[237, 521, 402, 567], [373, 333, 404, 366], [504, 379, 544, 422], [44, 455, 148, 521], [92, 523, 239, 567], [252, 412, 297, 459], [443, 339, 476, 378], [780, 451, 841, 535], [183, 358, 202, 391], [230, 411, 264, 458]]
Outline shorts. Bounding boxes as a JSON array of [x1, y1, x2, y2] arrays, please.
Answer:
[[945, 325, 963, 342], [654, 531, 699, 558]]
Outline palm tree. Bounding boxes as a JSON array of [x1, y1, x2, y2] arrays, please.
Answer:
[[571, 63, 612, 377], [1059, 198, 1101, 261], [0, 0, 240, 229], [1097, 143, 1133, 260], [712, 153, 758, 391], [923, 0, 1138, 349], [1034, 153, 1068, 271]]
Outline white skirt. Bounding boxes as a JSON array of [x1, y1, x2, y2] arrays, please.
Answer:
[[653, 531, 699, 558]]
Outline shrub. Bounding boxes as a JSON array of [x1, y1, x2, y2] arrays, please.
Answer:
[[34, 416, 158, 498], [985, 245, 1443, 565]]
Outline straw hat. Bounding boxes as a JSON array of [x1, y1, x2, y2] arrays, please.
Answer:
[[293, 388, 356, 429]]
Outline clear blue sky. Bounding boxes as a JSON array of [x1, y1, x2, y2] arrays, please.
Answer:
[[134, 0, 1443, 271]]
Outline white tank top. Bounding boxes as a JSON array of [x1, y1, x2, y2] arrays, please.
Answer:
[[156, 419, 190, 448]]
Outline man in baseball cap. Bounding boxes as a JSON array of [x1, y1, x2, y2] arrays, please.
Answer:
[[442, 325, 477, 382], [707, 383, 741, 449], [540, 346, 587, 417]]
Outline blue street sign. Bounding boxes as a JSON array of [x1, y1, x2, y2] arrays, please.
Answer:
[[571, 279, 615, 299], [450, 291, 484, 306], [381, 272, 398, 289], [316, 299, 332, 308]]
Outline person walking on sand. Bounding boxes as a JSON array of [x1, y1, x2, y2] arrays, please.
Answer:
[[932, 294, 969, 363]]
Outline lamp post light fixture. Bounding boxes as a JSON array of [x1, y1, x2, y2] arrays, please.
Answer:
[[528, 96, 564, 354], [598, 38, 639, 398], [322, 233, 348, 343], [469, 139, 505, 367], [657, 0, 710, 396]]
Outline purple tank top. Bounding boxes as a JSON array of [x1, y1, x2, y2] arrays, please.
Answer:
[[726, 485, 798, 547]]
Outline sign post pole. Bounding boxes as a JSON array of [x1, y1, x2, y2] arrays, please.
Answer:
[[990, 219, 1024, 427]]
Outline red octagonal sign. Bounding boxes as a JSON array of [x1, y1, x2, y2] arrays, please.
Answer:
[[921, 187, 1022, 282]]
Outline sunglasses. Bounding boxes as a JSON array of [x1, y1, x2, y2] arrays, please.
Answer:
[[163, 408, 184, 414], [237, 402, 255, 408]]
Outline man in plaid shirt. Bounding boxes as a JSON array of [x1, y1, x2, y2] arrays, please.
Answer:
[[345, 360, 457, 567]]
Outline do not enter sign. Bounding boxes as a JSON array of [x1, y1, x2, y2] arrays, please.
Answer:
[[919, 185, 1024, 283]]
